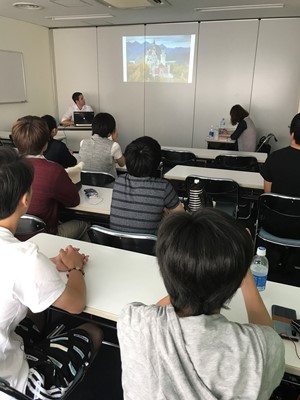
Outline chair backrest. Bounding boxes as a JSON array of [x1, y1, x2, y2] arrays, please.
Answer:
[[15, 214, 46, 241], [88, 225, 157, 256], [256, 133, 277, 154], [161, 149, 197, 168], [81, 171, 115, 187], [0, 137, 15, 147], [257, 193, 300, 239], [214, 155, 259, 172], [185, 175, 239, 217]]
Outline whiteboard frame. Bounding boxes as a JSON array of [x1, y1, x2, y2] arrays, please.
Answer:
[[0, 50, 27, 103]]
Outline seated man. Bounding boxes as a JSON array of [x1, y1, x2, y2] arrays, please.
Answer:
[[42, 114, 77, 168], [260, 112, 300, 197], [78, 112, 125, 177], [61, 92, 93, 127], [11, 115, 88, 239], [110, 136, 183, 234], [0, 147, 102, 398], [117, 209, 285, 399]]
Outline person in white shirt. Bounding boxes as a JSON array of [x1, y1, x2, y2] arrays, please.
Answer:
[[61, 92, 93, 126]]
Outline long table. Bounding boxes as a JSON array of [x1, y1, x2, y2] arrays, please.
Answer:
[[30, 233, 300, 376], [162, 146, 268, 164], [164, 165, 264, 190]]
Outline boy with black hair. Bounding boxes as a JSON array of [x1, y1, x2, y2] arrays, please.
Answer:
[[78, 112, 125, 177], [110, 136, 183, 234], [42, 114, 77, 168], [118, 209, 285, 399], [0, 147, 102, 399]]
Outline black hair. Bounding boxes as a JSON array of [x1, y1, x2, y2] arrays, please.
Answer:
[[290, 113, 300, 145], [0, 147, 34, 219], [124, 136, 161, 177], [230, 104, 249, 125], [41, 114, 57, 134], [156, 208, 253, 316], [92, 113, 116, 138], [72, 92, 82, 103]]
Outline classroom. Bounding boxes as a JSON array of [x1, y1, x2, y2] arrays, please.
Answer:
[[0, 1, 300, 399]]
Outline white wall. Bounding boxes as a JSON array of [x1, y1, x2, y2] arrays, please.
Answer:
[[51, 19, 300, 152], [0, 16, 55, 131]]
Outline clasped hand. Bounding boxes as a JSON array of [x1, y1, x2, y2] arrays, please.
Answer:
[[51, 245, 89, 272]]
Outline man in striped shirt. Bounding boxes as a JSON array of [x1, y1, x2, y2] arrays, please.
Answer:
[[110, 136, 184, 234]]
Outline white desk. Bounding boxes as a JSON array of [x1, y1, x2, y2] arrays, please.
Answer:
[[67, 185, 112, 215], [57, 127, 92, 152], [30, 233, 300, 376], [162, 146, 267, 164], [164, 165, 264, 190], [30, 233, 167, 321]]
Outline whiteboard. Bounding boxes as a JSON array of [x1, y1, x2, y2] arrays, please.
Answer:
[[0, 50, 27, 103]]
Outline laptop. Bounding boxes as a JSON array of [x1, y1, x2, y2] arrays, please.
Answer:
[[73, 111, 94, 127]]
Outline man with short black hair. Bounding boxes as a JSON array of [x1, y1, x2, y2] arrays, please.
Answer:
[[118, 209, 285, 399], [0, 147, 102, 398], [110, 136, 183, 234], [61, 92, 93, 126], [261, 112, 300, 196]]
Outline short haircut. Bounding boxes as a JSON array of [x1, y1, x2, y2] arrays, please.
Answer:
[[0, 147, 34, 219], [11, 116, 50, 156], [92, 113, 116, 138], [156, 208, 253, 316], [125, 136, 161, 177], [230, 104, 249, 125], [41, 114, 57, 133], [290, 113, 300, 145], [72, 92, 82, 103]]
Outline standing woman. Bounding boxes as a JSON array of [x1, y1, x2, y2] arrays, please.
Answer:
[[230, 105, 257, 152]]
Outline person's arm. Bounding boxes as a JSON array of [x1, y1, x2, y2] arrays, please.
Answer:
[[61, 106, 74, 126], [53, 166, 80, 207], [264, 180, 272, 193], [60, 142, 77, 168], [116, 155, 125, 167], [111, 140, 126, 167], [231, 119, 247, 140], [240, 269, 272, 327], [52, 246, 87, 314]]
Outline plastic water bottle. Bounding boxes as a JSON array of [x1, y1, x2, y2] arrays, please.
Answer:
[[250, 247, 269, 292], [220, 117, 226, 130], [214, 126, 219, 140], [209, 125, 214, 138]]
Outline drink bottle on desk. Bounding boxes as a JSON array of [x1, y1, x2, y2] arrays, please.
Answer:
[[250, 247, 269, 292], [214, 126, 219, 140], [209, 125, 214, 138], [219, 117, 226, 135]]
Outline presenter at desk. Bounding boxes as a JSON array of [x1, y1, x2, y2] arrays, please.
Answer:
[[61, 92, 93, 126], [230, 104, 257, 152]]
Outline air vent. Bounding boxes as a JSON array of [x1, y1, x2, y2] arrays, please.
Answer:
[[96, 0, 169, 9]]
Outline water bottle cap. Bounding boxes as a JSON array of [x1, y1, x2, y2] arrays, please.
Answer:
[[256, 246, 266, 256]]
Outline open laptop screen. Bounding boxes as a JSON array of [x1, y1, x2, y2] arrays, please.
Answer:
[[73, 111, 94, 126]]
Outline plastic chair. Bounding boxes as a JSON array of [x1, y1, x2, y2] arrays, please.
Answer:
[[88, 225, 157, 256], [185, 175, 239, 218], [81, 171, 115, 187], [256, 133, 278, 154], [15, 214, 46, 241], [213, 155, 260, 172], [256, 193, 300, 245]]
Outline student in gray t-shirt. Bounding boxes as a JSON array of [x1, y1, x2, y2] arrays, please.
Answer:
[[117, 209, 285, 400]]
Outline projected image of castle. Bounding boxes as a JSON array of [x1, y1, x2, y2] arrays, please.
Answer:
[[123, 35, 195, 83]]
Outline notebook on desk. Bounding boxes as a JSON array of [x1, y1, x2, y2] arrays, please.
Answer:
[[73, 111, 94, 127]]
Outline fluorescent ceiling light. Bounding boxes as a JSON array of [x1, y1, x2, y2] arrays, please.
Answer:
[[195, 3, 284, 12], [13, 2, 42, 10], [46, 14, 113, 20]]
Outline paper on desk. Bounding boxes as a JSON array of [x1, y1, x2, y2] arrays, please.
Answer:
[[65, 161, 84, 184]]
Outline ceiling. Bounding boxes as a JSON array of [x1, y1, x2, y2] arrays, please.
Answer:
[[0, 0, 300, 29]]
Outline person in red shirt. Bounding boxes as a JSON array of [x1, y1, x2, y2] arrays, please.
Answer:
[[11, 115, 88, 239]]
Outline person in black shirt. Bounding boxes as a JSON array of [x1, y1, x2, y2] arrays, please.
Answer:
[[42, 114, 77, 168]]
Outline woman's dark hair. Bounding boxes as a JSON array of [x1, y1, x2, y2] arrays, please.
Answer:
[[92, 113, 116, 138], [41, 114, 57, 134], [290, 113, 300, 145], [125, 136, 161, 177], [11, 115, 49, 156], [156, 208, 253, 316], [0, 147, 34, 219], [230, 104, 249, 125]]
